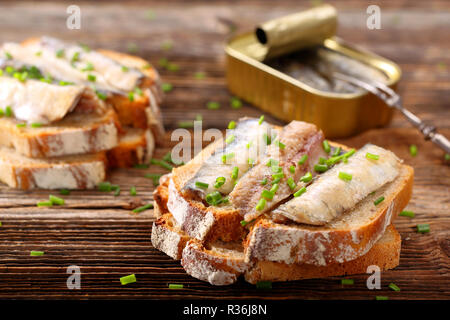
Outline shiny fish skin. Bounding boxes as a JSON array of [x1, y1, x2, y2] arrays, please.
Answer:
[[272, 144, 401, 225], [229, 121, 326, 221], [182, 118, 274, 199]]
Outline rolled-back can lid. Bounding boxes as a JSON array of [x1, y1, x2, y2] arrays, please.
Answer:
[[256, 4, 337, 61]]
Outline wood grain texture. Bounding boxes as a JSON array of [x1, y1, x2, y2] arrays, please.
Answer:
[[0, 0, 449, 300]]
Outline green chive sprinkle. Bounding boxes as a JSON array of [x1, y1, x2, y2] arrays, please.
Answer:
[[445, 154, 450, 161], [228, 121, 236, 129], [261, 189, 274, 200], [323, 140, 331, 153], [145, 173, 162, 186], [214, 177, 226, 189], [130, 186, 137, 196], [87, 74, 96, 82], [338, 171, 352, 181], [248, 158, 255, 166], [177, 120, 194, 128], [375, 296, 389, 300], [206, 191, 223, 205], [16, 123, 26, 128], [314, 164, 328, 173], [121, 65, 129, 72], [207, 101, 220, 110], [71, 52, 80, 64], [374, 196, 385, 205], [166, 63, 179, 72], [263, 133, 271, 145], [240, 220, 249, 227], [287, 177, 296, 190], [341, 279, 354, 285], [56, 49, 64, 58], [120, 274, 136, 285], [266, 159, 278, 167], [49, 195, 64, 205], [256, 198, 266, 211], [294, 187, 306, 197], [231, 167, 239, 180], [270, 183, 279, 194], [162, 152, 173, 164], [31, 123, 42, 128], [366, 153, 379, 160], [96, 91, 107, 101], [417, 224, 430, 233], [169, 284, 183, 289], [37, 201, 52, 207], [289, 165, 295, 173], [59, 189, 70, 195], [5, 52, 12, 59], [261, 178, 268, 185], [409, 144, 418, 157], [114, 187, 121, 197], [399, 210, 415, 218], [132, 203, 153, 213], [258, 115, 264, 125], [98, 182, 112, 192], [388, 283, 400, 292], [0, 109, 3, 117], [150, 159, 174, 171], [81, 62, 94, 72], [298, 155, 308, 165], [221, 153, 235, 164], [158, 58, 169, 67], [226, 134, 235, 144], [128, 92, 134, 102], [300, 172, 312, 183], [30, 251, 44, 256], [195, 181, 209, 189], [256, 281, 272, 289], [271, 165, 282, 173], [230, 97, 242, 109], [0, 222, 2, 227], [275, 140, 286, 149], [162, 83, 173, 92], [332, 147, 342, 157], [134, 163, 149, 169], [194, 71, 205, 80], [5, 106, 13, 117], [318, 157, 327, 165]]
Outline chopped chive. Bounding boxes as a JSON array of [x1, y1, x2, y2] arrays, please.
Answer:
[[399, 210, 415, 218], [206, 191, 223, 205], [255, 198, 266, 211], [80, 43, 91, 52], [298, 154, 308, 165], [132, 203, 153, 213], [230, 97, 242, 109], [314, 164, 328, 173], [222, 196, 229, 204], [194, 71, 205, 80], [261, 189, 274, 200], [87, 74, 96, 82], [271, 165, 282, 173], [287, 177, 296, 190], [0, 222, 2, 227], [98, 182, 112, 192], [207, 101, 220, 110], [96, 91, 107, 100], [294, 187, 306, 197], [121, 65, 129, 72], [269, 183, 279, 194], [177, 120, 194, 128], [49, 195, 64, 205], [375, 296, 389, 300], [341, 279, 354, 285], [271, 172, 284, 181], [300, 172, 313, 183], [166, 63, 179, 72], [161, 83, 173, 92], [30, 251, 44, 256], [388, 283, 400, 292], [31, 123, 42, 128], [128, 92, 134, 102], [256, 281, 272, 289], [168, 284, 183, 289], [120, 274, 136, 285], [240, 220, 249, 227], [214, 177, 226, 189], [5, 52, 12, 59], [16, 123, 26, 128], [37, 201, 52, 207], [261, 178, 268, 185], [323, 140, 331, 153], [195, 181, 209, 189], [221, 153, 235, 164], [275, 140, 286, 149], [366, 153, 379, 160], [318, 157, 327, 165], [59, 189, 70, 195], [55, 49, 65, 58], [5, 106, 13, 117], [226, 134, 235, 144], [338, 171, 352, 181], [130, 186, 137, 196], [409, 144, 418, 157], [266, 159, 278, 167], [59, 80, 73, 86], [332, 147, 342, 157], [145, 173, 162, 186], [228, 120, 236, 129], [158, 58, 169, 67], [134, 163, 149, 169], [135, 87, 143, 96], [81, 62, 94, 72], [71, 52, 80, 64], [289, 165, 295, 173], [162, 152, 173, 164], [231, 166, 239, 180], [445, 153, 450, 161], [374, 196, 385, 206], [258, 115, 264, 125], [263, 133, 271, 145], [114, 187, 121, 196], [417, 224, 430, 233], [150, 159, 174, 171], [248, 158, 255, 166], [0, 109, 3, 117]]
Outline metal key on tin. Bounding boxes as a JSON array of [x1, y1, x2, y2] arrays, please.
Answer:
[[332, 72, 450, 154]]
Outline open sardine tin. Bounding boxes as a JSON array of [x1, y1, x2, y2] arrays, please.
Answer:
[[225, 5, 401, 138]]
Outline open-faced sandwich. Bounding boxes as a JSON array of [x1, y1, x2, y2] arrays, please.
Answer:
[[0, 36, 163, 189], [151, 117, 413, 285]]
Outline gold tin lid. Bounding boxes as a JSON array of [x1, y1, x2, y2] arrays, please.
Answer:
[[255, 4, 337, 61]]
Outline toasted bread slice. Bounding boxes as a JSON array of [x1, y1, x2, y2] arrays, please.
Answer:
[[0, 146, 106, 190], [0, 107, 119, 158], [107, 127, 155, 168], [245, 164, 413, 266]]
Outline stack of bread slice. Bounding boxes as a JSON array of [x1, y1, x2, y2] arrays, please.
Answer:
[[151, 118, 413, 285], [0, 36, 163, 189]]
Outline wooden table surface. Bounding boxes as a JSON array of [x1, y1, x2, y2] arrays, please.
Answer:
[[0, 0, 448, 300]]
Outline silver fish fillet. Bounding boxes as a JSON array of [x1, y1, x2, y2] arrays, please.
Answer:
[[229, 121, 326, 221], [182, 118, 275, 199], [1, 37, 143, 93], [0, 76, 85, 124], [272, 144, 401, 225]]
